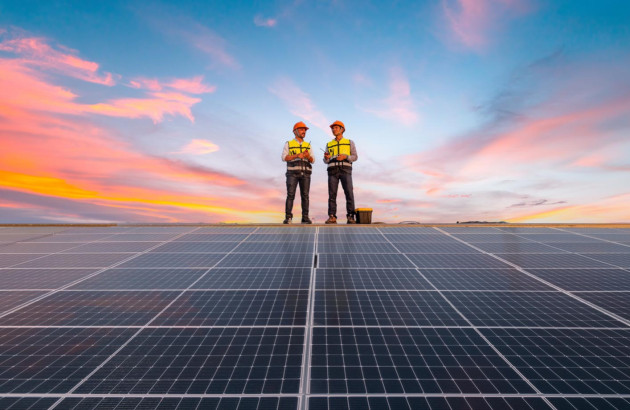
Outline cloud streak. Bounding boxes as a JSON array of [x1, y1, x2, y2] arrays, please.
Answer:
[[0, 30, 116, 85], [440, 0, 533, 50], [175, 139, 220, 155], [0, 30, 284, 223], [362, 67, 419, 126], [254, 15, 277, 27], [269, 77, 330, 132]]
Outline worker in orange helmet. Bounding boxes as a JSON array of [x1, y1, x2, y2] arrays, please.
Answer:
[[281, 121, 314, 224], [323, 120, 358, 224]]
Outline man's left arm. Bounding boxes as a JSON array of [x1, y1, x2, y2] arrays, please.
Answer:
[[348, 140, 358, 163]]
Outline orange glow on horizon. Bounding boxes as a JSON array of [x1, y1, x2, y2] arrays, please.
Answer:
[[0, 170, 281, 222]]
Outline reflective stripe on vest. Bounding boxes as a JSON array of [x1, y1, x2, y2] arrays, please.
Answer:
[[326, 138, 352, 167], [287, 139, 312, 172]]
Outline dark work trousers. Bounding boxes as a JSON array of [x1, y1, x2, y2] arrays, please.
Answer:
[[327, 167, 355, 218], [285, 171, 311, 219]]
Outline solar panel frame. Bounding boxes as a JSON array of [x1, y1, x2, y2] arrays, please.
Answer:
[[313, 290, 470, 327], [441, 291, 628, 328], [0, 291, 48, 313], [309, 326, 536, 394], [191, 267, 311, 290], [574, 292, 630, 321], [315, 268, 432, 290], [0, 327, 137, 393], [0, 269, 98, 290], [480, 327, 630, 394], [68, 268, 208, 290], [151, 290, 309, 326], [527, 269, 630, 291], [73, 327, 305, 395], [2, 224, 630, 407], [0, 290, 181, 326], [420, 268, 555, 291]]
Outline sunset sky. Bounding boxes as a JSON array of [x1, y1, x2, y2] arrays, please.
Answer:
[[1, 0, 629, 224]]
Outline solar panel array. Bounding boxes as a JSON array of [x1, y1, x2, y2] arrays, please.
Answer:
[[1, 225, 630, 409]]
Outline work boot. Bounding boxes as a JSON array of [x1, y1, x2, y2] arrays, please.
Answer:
[[283, 216, 292, 224], [347, 215, 356, 224], [325, 215, 337, 224], [301, 216, 312, 224]]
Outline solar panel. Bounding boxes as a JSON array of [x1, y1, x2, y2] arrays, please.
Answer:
[[313, 290, 469, 326], [190, 267, 309, 290], [309, 396, 551, 409], [2, 224, 630, 408], [480, 328, 630, 394], [318, 253, 414, 268], [0, 290, 47, 312], [14, 253, 133, 269], [315, 268, 432, 290], [419, 268, 554, 291], [73, 327, 304, 394], [0, 327, 137, 393], [527, 269, 630, 291], [69, 268, 207, 290], [496, 253, 613, 269], [405, 253, 512, 269], [0, 268, 98, 289], [152, 290, 308, 326], [441, 291, 627, 327], [0, 242, 81, 253], [118, 252, 225, 268], [0, 290, 181, 326], [65, 241, 159, 253], [574, 292, 630, 321], [310, 327, 535, 394]]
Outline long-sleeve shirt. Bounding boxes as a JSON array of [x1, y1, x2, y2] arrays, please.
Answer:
[[323, 139, 358, 164]]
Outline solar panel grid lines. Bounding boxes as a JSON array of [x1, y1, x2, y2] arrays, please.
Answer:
[[150, 290, 309, 327], [313, 290, 470, 327], [0, 228, 131, 270], [191, 268, 311, 290], [52, 227, 263, 404], [315, 268, 432, 290], [479, 328, 630, 395], [52, 396, 299, 410], [300, 226, 320, 408], [525, 269, 630, 291], [371, 228, 549, 400], [308, 396, 554, 410], [497, 230, 630, 270], [3, 225, 630, 409], [0, 227, 206, 321], [433, 228, 630, 328]]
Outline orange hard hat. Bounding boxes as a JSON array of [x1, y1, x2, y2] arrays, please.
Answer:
[[329, 120, 345, 130], [293, 121, 309, 131]]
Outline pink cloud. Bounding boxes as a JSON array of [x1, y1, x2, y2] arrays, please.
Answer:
[[363, 67, 419, 126], [441, 0, 533, 50], [269, 77, 330, 132], [129, 75, 216, 94], [0, 35, 287, 223], [0, 32, 116, 85], [176, 139, 220, 155], [165, 76, 216, 94], [404, 91, 630, 197], [86, 92, 200, 123], [254, 15, 278, 27]]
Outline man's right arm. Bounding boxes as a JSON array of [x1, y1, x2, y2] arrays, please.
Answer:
[[281, 142, 290, 162]]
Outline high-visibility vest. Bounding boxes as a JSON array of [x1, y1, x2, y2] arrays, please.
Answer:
[[326, 138, 352, 168], [287, 139, 312, 173]]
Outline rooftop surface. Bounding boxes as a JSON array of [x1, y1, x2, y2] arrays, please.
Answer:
[[1, 224, 630, 409]]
